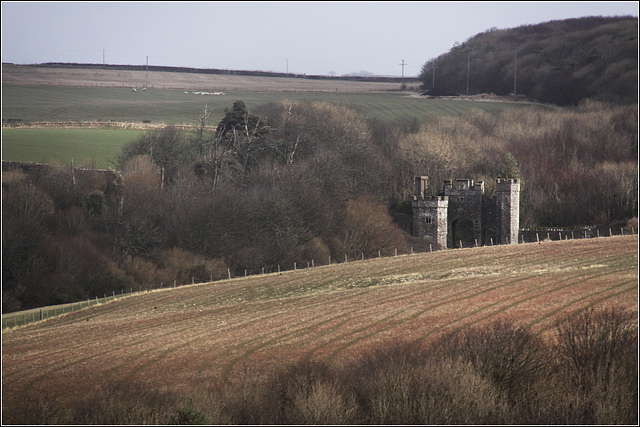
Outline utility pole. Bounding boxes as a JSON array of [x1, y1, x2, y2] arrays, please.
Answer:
[[103, 49, 105, 67], [513, 48, 517, 97], [399, 59, 407, 89], [466, 47, 474, 95], [145, 56, 148, 90]]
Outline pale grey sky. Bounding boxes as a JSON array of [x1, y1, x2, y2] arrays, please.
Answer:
[[2, 2, 638, 77]]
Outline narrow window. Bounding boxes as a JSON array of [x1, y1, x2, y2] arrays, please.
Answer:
[[425, 217, 432, 224]]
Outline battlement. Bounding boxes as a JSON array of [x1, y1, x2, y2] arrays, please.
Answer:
[[413, 195, 448, 209], [444, 179, 484, 196], [496, 178, 520, 192]]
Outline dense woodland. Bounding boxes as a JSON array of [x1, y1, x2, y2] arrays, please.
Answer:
[[2, 99, 637, 312], [420, 16, 638, 106]]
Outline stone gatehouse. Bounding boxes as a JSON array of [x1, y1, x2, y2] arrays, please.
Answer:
[[412, 176, 520, 248]]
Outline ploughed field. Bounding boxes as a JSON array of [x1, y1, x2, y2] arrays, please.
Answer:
[[2, 236, 637, 408]]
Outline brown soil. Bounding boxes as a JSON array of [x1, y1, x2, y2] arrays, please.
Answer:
[[2, 235, 637, 409]]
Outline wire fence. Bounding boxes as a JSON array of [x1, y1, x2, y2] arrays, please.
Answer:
[[2, 289, 134, 330], [2, 226, 635, 331]]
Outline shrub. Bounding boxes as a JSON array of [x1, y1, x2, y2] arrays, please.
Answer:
[[432, 320, 549, 400], [170, 399, 209, 425], [554, 306, 638, 424]]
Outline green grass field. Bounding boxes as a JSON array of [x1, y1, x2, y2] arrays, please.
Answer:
[[1, 128, 143, 168], [2, 85, 537, 167], [2, 86, 533, 124]]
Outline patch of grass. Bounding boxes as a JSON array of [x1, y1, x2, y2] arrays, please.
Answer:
[[1, 128, 143, 168]]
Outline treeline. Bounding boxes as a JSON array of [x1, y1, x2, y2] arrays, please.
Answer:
[[4, 307, 637, 424], [34, 62, 415, 83], [420, 16, 638, 105], [2, 100, 637, 312]]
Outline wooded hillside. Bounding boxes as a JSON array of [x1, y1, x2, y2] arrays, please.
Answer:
[[420, 16, 638, 105]]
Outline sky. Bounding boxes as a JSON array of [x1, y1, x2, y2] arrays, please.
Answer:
[[2, 2, 638, 77]]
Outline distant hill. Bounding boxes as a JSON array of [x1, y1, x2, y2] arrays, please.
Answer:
[[419, 16, 638, 105]]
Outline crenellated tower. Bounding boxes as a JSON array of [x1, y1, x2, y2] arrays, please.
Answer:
[[411, 176, 520, 248], [494, 178, 520, 244], [412, 177, 448, 248]]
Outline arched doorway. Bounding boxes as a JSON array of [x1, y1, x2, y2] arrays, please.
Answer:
[[451, 218, 475, 248]]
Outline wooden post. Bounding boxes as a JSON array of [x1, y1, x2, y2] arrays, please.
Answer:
[[227, 268, 231, 279], [312, 259, 315, 268], [429, 244, 432, 252], [536, 233, 539, 243]]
